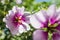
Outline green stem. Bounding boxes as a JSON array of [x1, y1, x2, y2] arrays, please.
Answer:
[[48, 32, 52, 40]]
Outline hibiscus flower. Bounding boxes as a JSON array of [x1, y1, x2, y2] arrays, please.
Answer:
[[3, 6, 30, 35], [30, 5, 60, 40]]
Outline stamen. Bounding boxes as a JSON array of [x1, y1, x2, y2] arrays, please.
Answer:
[[14, 16, 22, 24], [48, 22, 58, 28]]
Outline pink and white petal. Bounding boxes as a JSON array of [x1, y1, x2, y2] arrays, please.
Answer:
[[12, 6, 18, 13], [12, 6, 25, 15], [47, 4, 56, 17], [23, 17, 30, 24], [3, 18, 10, 28], [22, 21, 30, 31], [33, 30, 48, 40], [9, 27, 19, 35], [18, 25, 26, 33], [3, 16, 13, 28], [4, 19, 19, 35], [6, 24, 19, 35], [17, 6, 25, 15], [8, 10, 15, 19], [30, 15, 44, 29], [49, 14, 60, 24], [47, 4, 57, 24], [22, 15, 30, 24], [35, 11, 46, 22], [56, 14, 60, 23], [8, 10, 15, 15], [40, 10, 48, 19], [18, 21, 30, 33], [4, 15, 14, 25], [52, 32, 60, 40], [3, 18, 11, 27], [8, 10, 13, 15]]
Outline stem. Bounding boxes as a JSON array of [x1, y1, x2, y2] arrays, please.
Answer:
[[48, 32, 52, 40]]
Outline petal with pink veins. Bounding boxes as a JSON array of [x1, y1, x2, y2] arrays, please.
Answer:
[[33, 30, 48, 40], [30, 14, 44, 29], [19, 21, 30, 33], [12, 6, 24, 15], [47, 4, 56, 17], [35, 11, 46, 22]]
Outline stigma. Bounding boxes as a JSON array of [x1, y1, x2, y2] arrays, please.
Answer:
[[14, 16, 22, 24], [48, 23, 58, 28]]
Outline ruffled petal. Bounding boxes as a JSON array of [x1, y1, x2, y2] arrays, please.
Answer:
[[40, 10, 48, 20], [47, 5, 58, 24], [33, 30, 48, 40], [18, 25, 26, 33], [35, 11, 46, 22], [12, 6, 18, 13], [3, 10, 19, 35], [22, 21, 30, 31], [9, 26, 19, 35], [5, 17, 19, 35], [6, 24, 19, 35], [17, 6, 25, 15], [22, 12, 30, 24], [56, 14, 60, 24], [12, 6, 24, 15], [19, 22, 30, 33], [30, 15, 44, 29], [22, 16, 30, 24], [55, 7, 60, 24], [47, 4, 56, 17]]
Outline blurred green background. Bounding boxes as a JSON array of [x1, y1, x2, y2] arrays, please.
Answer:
[[0, 0, 60, 40]]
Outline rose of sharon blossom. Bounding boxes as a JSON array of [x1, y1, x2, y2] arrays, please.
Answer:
[[3, 6, 30, 35], [30, 5, 60, 40]]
